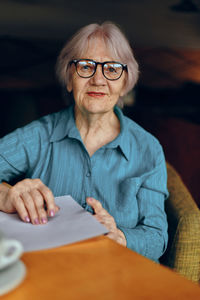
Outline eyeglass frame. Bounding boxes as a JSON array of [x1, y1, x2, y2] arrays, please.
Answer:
[[68, 59, 128, 81]]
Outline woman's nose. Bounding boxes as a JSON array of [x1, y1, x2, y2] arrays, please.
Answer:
[[91, 65, 106, 85]]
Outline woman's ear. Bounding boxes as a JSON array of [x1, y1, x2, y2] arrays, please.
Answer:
[[66, 64, 74, 92], [67, 77, 72, 92], [119, 74, 127, 97], [119, 83, 126, 97], [66, 69, 72, 92], [120, 89, 125, 97]]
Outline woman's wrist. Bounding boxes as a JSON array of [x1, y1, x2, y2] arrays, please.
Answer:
[[0, 182, 11, 211]]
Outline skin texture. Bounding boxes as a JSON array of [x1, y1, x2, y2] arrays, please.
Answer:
[[0, 37, 127, 246]]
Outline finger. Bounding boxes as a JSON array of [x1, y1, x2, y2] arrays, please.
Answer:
[[21, 192, 40, 225], [94, 215, 111, 232], [93, 214, 103, 223], [12, 195, 31, 223], [86, 197, 104, 214], [94, 213, 108, 223], [95, 214, 116, 232], [35, 180, 56, 217], [55, 205, 60, 213], [39, 207, 48, 224], [30, 189, 48, 224]]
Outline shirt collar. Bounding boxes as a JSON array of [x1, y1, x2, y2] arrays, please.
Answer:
[[50, 105, 82, 143], [50, 105, 130, 161], [104, 106, 130, 161]]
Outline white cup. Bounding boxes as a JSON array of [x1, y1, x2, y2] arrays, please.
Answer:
[[0, 232, 23, 270]]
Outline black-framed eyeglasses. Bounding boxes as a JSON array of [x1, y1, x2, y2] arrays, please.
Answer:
[[69, 59, 128, 81]]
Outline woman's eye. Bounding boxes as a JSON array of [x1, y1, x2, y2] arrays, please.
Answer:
[[81, 64, 93, 71], [105, 63, 121, 74], [108, 67, 116, 73]]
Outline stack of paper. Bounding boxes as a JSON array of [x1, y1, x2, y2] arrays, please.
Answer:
[[0, 195, 108, 252]]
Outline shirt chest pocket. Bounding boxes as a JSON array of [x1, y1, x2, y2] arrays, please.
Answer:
[[113, 177, 141, 228]]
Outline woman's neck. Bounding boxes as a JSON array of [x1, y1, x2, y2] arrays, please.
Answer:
[[74, 106, 120, 156]]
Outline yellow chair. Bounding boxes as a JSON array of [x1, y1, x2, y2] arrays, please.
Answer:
[[160, 163, 200, 283]]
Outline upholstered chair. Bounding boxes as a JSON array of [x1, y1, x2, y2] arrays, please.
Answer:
[[160, 162, 200, 283]]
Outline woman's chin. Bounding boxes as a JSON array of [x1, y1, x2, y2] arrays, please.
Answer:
[[80, 100, 113, 115]]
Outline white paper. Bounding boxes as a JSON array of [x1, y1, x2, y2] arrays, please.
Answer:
[[0, 195, 108, 252]]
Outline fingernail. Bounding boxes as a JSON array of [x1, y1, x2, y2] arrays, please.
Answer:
[[56, 205, 60, 212], [88, 197, 93, 202], [25, 216, 30, 223], [41, 217, 47, 224], [34, 218, 39, 225], [49, 209, 55, 217]]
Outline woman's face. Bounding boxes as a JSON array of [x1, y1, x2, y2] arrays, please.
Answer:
[[67, 38, 126, 116]]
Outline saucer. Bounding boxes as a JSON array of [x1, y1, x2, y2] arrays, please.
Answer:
[[0, 260, 26, 296]]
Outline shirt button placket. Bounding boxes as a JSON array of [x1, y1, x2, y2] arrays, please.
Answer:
[[83, 157, 92, 209], [86, 171, 91, 177], [86, 156, 92, 178]]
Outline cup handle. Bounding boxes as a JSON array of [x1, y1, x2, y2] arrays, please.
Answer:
[[1, 239, 23, 269]]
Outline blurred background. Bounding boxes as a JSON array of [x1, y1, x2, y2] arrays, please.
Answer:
[[0, 0, 199, 206]]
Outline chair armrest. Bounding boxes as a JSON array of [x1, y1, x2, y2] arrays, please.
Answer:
[[160, 162, 200, 283]]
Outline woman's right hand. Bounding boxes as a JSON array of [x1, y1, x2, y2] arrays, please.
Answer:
[[0, 179, 58, 225]]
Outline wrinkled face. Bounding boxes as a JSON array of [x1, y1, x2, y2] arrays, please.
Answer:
[[67, 38, 126, 115]]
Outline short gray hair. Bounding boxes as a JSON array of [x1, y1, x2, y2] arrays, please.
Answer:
[[56, 22, 139, 104]]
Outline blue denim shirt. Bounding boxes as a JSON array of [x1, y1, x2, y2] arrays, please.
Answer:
[[0, 105, 168, 261]]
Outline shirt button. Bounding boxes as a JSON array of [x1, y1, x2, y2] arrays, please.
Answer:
[[86, 172, 91, 177]]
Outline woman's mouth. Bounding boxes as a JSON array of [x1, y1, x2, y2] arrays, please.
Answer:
[[87, 92, 106, 98]]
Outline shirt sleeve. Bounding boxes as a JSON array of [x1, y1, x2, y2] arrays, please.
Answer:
[[0, 117, 52, 184], [0, 128, 30, 183], [118, 148, 169, 262]]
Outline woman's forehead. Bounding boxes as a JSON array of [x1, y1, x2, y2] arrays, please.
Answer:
[[79, 37, 118, 61]]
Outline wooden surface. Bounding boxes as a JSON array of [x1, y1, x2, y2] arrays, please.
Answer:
[[2, 236, 200, 300]]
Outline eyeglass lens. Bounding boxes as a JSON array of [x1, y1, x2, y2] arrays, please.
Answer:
[[76, 60, 123, 80]]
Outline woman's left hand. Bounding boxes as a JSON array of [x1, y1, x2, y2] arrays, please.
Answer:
[[86, 197, 126, 247]]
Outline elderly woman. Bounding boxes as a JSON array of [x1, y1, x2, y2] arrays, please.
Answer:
[[0, 22, 168, 262]]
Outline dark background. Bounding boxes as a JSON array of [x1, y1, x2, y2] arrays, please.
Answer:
[[0, 0, 200, 206]]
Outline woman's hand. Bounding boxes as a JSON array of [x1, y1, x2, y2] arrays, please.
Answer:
[[86, 197, 127, 247], [0, 179, 58, 225]]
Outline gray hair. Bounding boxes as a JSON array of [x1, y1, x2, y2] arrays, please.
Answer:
[[56, 22, 139, 105]]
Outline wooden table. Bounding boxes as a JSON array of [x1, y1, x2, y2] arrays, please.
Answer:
[[2, 236, 200, 299]]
